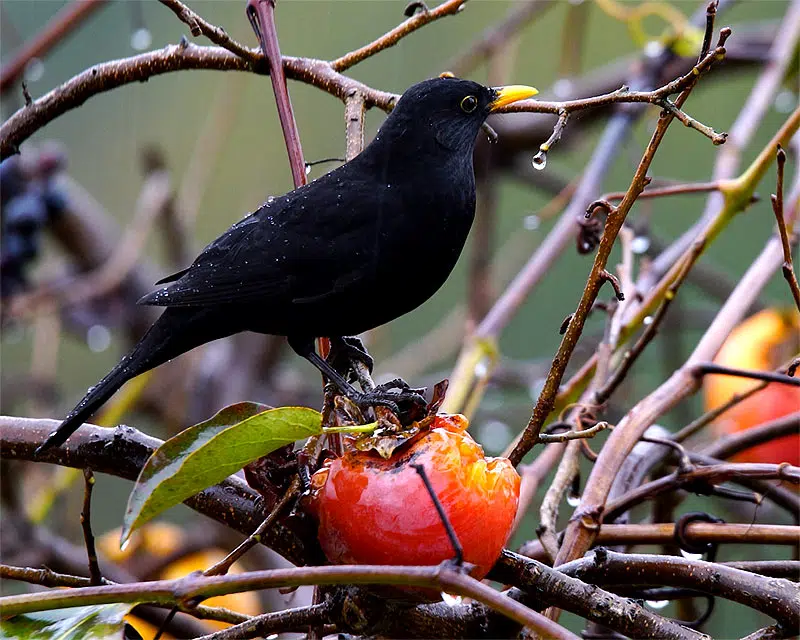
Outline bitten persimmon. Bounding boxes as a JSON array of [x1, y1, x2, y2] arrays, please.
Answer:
[[308, 414, 520, 581], [703, 309, 800, 466]]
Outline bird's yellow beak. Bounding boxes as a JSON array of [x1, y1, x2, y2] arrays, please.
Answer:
[[489, 85, 538, 112]]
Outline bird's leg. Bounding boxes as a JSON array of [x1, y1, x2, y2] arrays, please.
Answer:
[[288, 336, 427, 419], [328, 337, 428, 418], [328, 336, 375, 390]]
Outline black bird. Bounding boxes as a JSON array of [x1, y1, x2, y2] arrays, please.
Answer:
[[37, 77, 537, 452]]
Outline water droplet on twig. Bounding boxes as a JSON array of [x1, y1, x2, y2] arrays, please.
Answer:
[[646, 600, 670, 610], [680, 548, 704, 561], [532, 151, 547, 171]]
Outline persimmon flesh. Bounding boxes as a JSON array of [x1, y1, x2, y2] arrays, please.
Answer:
[[309, 414, 520, 579]]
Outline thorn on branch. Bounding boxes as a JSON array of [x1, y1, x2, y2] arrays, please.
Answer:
[[21, 81, 32, 106], [559, 314, 573, 335], [584, 199, 616, 220], [593, 546, 608, 564], [404, 1, 429, 16], [577, 217, 604, 255], [599, 269, 625, 301], [717, 26, 732, 48]]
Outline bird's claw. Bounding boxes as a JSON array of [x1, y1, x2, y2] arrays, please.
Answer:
[[352, 380, 428, 419]]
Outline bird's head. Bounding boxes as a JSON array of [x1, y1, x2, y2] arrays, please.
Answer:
[[381, 76, 538, 154]]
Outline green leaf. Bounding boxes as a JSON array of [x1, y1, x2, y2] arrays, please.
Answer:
[[0, 604, 137, 640], [121, 403, 322, 546]]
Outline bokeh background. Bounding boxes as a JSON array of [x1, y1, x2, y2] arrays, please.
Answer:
[[1, 1, 796, 637]]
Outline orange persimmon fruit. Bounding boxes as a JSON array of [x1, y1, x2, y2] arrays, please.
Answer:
[[308, 414, 520, 583], [703, 308, 800, 465]]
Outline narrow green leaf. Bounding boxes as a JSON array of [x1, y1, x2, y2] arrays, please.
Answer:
[[122, 403, 322, 545], [0, 604, 137, 640]]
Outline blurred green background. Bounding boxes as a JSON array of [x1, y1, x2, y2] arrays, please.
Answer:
[[1, 1, 796, 637]]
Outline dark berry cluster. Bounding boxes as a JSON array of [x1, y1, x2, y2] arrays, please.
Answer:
[[1, 147, 68, 297]]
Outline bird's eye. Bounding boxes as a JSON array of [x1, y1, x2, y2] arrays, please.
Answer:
[[460, 95, 478, 113]]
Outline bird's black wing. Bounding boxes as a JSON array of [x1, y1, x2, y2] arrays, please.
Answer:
[[139, 169, 378, 308]]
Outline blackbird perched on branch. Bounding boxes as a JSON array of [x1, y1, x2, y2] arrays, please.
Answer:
[[37, 77, 537, 453]]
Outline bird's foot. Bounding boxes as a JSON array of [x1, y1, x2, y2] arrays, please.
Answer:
[[352, 379, 427, 421]]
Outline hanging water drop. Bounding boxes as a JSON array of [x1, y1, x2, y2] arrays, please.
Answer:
[[679, 548, 704, 561], [532, 151, 547, 171], [646, 600, 670, 610], [441, 592, 463, 606], [643, 315, 654, 326], [566, 494, 581, 507], [305, 164, 312, 175]]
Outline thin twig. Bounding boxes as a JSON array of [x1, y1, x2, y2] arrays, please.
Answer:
[[331, 0, 469, 72], [659, 98, 728, 145], [672, 381, 768, 442], [412, 464, 464, 566], [446, 0, 556, 76], [494, 551, 707, 640], [79, 468, 102, 586], [0, 0, 109, 93], [0, 415, 309, 567], [556, 104, 800, 570], [205, 477, 300, 578], [508, 26, 730, 467], [691, 362, 800, 388], [536, 421, 609, 443], [159, 0, 257, 62], [195, 603, 331, 640], [0, 563, 579, 640], [771, 145, 800, 310], [558, 548, 800, 632]]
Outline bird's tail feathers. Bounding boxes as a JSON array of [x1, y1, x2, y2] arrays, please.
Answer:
[[35, 308, 216, 453]]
